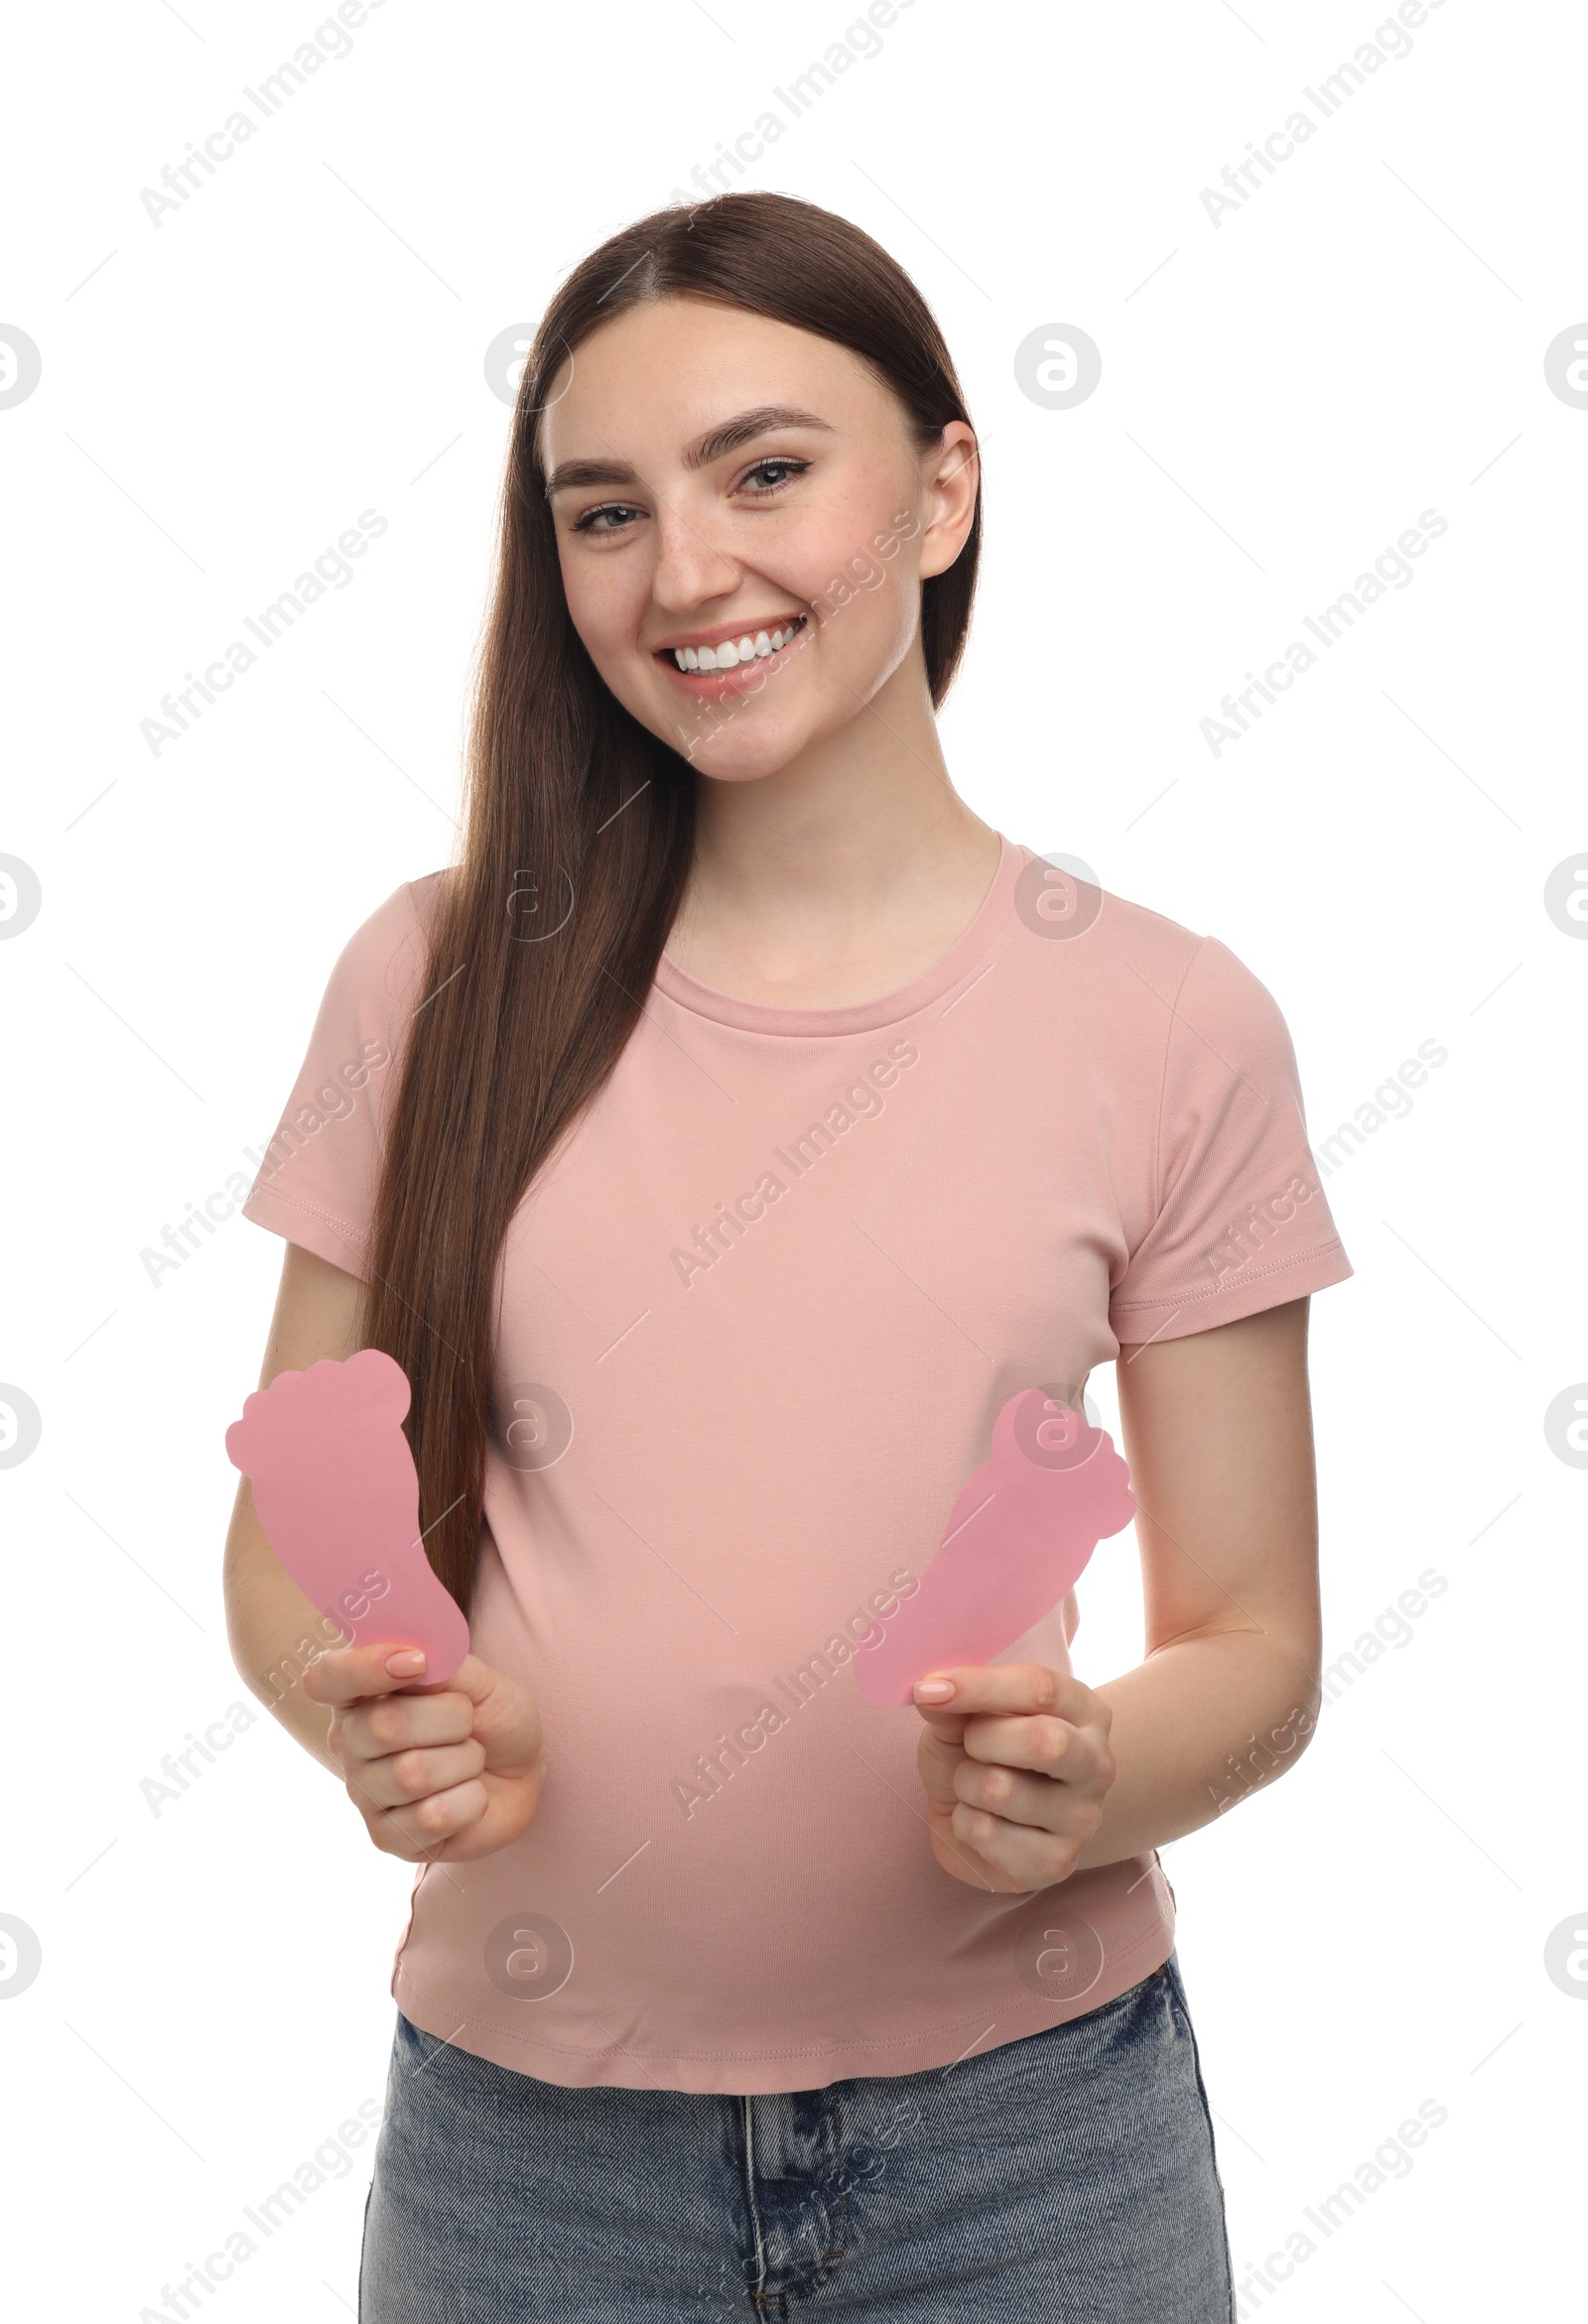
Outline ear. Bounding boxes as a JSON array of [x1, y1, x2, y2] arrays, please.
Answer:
[[916, 421, 979, 584]]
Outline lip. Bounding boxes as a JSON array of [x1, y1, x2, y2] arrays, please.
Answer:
[[652, 612, 808, 656], [653, 613, 810, 702]]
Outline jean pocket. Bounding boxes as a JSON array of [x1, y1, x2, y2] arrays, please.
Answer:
[[394, 2008, 430, 2058], [948, 1963, 1173, 2127], [392, 2009, 464, 2081], [1067, 1959, 1170, 2027]]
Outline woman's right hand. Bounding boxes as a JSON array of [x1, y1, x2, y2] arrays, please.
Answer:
[[303, 1645, 547, 1864]]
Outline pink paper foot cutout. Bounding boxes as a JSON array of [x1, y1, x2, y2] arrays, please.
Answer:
[[853, 1389, 1135, 1707], [225, 1348, 470, 1683]]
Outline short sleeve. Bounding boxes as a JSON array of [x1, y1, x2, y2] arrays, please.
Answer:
[[1108, 935, 1353, 1345], [239, 876, 440, 1282]]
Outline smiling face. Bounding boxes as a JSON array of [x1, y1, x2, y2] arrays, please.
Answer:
[[538, 296, 977, 783]]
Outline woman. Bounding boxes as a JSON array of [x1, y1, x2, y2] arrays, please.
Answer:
[[224, 191, 1352, 2321]]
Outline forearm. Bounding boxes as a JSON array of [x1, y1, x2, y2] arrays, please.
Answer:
[[224, 1532, 344, 1779], [1071, 1627, 1320, 1872]]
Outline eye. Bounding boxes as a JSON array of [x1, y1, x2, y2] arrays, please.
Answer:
[[738, 457, 810, 497], [567, 455, 811, 538], [570, 502, 642, 536]]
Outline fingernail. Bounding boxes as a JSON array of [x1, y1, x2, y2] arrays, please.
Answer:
[[914, 1676, 956, 1704], [385, 1650, 426, 1676]]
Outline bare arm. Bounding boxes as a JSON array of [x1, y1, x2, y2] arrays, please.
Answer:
[[222, 1241, 367, 1776], [1071, 1294, 1323, 1868], [914, 1297, 1325, 1890]]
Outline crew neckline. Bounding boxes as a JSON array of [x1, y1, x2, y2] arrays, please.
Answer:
[[653, 833, 1022, 1037]]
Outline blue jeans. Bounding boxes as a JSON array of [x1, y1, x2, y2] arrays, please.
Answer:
[[358, 1951, 1234, 2320]]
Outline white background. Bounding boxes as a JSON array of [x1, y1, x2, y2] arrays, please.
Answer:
[[2, 0, 1582, 2315]]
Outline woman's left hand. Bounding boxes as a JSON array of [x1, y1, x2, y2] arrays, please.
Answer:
[[913, 1663, 1117, 1892]]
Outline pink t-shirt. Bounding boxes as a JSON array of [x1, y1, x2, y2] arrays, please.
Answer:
[[240, 835, 1352, 2095]]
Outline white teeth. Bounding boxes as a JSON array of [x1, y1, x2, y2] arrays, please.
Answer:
[[672, 615, 803, 671]]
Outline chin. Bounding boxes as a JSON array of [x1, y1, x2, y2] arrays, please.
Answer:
[[660, 708, 820, 781], [680, 740, 807, 785]]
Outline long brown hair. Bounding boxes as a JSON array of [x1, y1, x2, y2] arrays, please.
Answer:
[[360, 191, 983, 1610]]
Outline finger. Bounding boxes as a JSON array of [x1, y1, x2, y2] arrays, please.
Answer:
[[912, 1662, 1092, 1729], [914, 1725, 1102, 1828], [303, 1642, 438, 1710], [946, 1801, 1081, 1891], [350, 1739, 487, 1813], [915, 1726, 966, 1813], [365, 1776, 489, 1859], [412, 1652, 500, 1712], [952, 1756, 1096, 1837], [337, 1689, 477, 1767], [960, 1711, 1109, 1783]]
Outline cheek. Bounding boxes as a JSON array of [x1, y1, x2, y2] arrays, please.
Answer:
[[557, 548, 645, 671], [802, 512, 917, 655]]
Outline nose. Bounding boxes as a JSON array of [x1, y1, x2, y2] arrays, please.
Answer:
[[649, 487, 743, 614]]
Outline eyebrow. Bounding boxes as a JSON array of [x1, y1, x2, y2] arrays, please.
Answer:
[[542, 405, 836, 498]]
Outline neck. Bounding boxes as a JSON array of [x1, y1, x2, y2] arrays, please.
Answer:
[[682, 656, 993, 926], [665, 653, 1003, 1003]]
